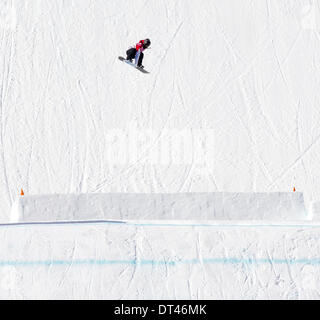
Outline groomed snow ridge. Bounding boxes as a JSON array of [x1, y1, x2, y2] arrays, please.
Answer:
[[11, 192, 308, 223]]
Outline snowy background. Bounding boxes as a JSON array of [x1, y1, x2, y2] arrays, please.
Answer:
[[1, 221, 320, 299], [0, 0, 320, 222], [1, 0, 320, 300]]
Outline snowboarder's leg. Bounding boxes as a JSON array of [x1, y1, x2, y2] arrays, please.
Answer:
[[137, 52, 144, 68], [126, 48, 136, 62]]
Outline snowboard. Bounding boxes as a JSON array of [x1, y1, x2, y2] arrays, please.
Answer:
[[118, 56, 150, 74]]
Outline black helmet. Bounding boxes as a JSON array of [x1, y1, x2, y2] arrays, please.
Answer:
[[144, 39, 151, 48]]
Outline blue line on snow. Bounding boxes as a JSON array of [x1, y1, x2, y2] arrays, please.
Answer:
[[1, 258, 320, 267]]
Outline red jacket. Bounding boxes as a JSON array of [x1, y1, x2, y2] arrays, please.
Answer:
[[136, 40, 146, 52]]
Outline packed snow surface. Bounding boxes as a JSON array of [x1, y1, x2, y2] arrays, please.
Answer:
[[1, 0, 320, 300], [1, 220, 320, 299], [12, 192, 308, 223], [1, 0, 320, 220]]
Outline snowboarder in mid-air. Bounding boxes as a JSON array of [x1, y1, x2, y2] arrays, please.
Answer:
[[125, 38, 151, 69]]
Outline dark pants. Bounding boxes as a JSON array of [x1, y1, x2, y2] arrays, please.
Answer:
[[126, 48, 144, 67]]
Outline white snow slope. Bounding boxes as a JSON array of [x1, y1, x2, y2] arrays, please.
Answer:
[[1, 221, 320, 299], [1, 0, 320, 300], [1, 0, 320, 220]]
